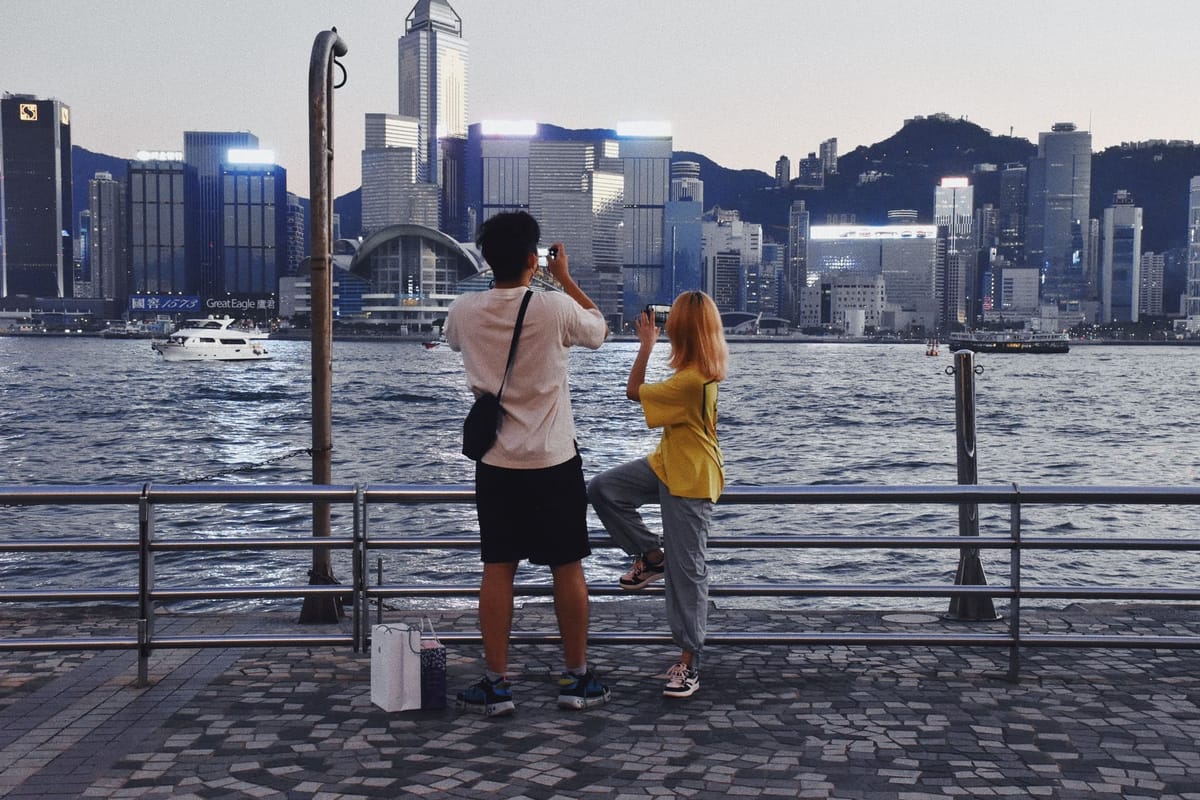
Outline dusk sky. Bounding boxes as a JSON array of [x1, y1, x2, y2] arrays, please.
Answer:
[[4, 0, 1198, 197]]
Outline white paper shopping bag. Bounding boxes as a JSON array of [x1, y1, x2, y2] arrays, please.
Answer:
[[370, 623, 422, 712]]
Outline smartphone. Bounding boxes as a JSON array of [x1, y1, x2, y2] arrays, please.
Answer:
[[537, 247, 549, 268], [645, 304, 671, 326]]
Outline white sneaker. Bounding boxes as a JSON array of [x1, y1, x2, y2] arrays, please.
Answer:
[[662, 662, 699, 698]]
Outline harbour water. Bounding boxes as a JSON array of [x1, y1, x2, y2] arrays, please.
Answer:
[[2, 335, 1198, 610]]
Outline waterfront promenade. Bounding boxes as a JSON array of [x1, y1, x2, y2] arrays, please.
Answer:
[[1, 601, 1198, 799]]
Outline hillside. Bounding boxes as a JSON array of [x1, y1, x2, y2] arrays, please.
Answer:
[[71, 118, 1200, 262]]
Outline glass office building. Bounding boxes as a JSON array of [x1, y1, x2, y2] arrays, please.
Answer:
[[220, 161, 287, 295], [1, 94, 73, 298], [128, 156, 186, 295]]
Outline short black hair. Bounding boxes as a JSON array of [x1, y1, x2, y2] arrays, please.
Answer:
[[476, 211, 540, 281]]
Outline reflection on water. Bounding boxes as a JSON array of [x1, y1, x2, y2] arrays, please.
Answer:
[[2, 336, 1200, 610]]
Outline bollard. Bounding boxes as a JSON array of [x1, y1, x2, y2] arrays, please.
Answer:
[[946, 349, 999, 621]]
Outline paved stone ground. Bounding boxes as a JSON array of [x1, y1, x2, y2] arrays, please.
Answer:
[[0, 601, 1198, 799]]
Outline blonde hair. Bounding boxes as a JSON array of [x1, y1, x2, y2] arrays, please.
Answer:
[[665, 290, 728, 381]]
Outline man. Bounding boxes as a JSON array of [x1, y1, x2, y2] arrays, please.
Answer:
[[445, 211, 610, 716]]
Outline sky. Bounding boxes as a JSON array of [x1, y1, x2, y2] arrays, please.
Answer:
[[5, 0, 1199, 198]]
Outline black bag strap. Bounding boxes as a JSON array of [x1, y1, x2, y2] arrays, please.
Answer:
[[496, 290, 533, 403]]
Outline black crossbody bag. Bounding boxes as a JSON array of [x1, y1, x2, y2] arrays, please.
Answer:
[[461, 290, 533, 461]]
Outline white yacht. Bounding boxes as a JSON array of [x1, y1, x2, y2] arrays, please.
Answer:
[[151, 316, 272, 362]]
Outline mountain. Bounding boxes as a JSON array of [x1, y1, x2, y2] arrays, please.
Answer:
[[71, 146, 129, 226], [681, 117, 1036, 236], [71, 117, 1200, 262], [1090, 144, 1200, 254]]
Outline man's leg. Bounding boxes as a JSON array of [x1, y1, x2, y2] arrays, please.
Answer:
[[479, 561, 518, 675], [550, 559, 589, 670]]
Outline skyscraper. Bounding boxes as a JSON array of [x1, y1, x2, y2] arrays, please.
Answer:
[[997, 163, 1027, 264], [184, 130, 258, 299], [786, 200, 810, 323], [220, 156, 287, 297], [796, 153, 824, 189], [619, 124, 672, 318], [819, 138, 838, 175], [360, 113, 438, 233], [664, 161, 704, 298], [1, 93, 73, 298], [285, 192, 305, 278], [1139, 251, 1164, 318], [935, 177, 975, 329], [128, 153, 186, 295], [1026, 122, 1092, 303], [87, 171, 128, 304], [472, 121, 624, 321], [702, 215, 761, 312], [774, 155, 790, 188], [398, 0, 468, 186], [1100, 190, 1142, 323], [1187, 177, 1200, 327]]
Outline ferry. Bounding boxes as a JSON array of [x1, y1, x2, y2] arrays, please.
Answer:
[[948, 330, 1070, 354], [150, 316, 272, 362]]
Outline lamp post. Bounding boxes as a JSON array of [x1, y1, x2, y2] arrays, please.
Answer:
[[300, 27, 348, 624]]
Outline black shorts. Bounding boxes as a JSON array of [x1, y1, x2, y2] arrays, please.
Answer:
[[475, 453, 592, 566]]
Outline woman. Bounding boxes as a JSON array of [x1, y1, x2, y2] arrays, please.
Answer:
[[587, 290, 729, 698]]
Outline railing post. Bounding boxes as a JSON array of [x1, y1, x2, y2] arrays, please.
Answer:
[[137, 482, 155, 686], [352, 484, 366, 652], [1007, 493, 1022, 682], [947, 349, 998, 620], [301, 27, 349, 624]]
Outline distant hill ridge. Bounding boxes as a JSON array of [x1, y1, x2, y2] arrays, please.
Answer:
[[72, 116, 1200, 258]]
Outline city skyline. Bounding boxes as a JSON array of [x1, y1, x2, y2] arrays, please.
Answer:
[[4, 0, 1200, 198]]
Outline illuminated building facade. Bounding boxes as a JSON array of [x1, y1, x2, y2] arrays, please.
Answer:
[[934, 177, 975, 329], [807, 224, 940, 330]]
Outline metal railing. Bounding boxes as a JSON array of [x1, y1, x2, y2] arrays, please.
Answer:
[[3, 482, 1200, 684]]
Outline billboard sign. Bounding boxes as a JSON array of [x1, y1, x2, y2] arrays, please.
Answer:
[[129, 294, 201, 313], [204, 294, 277, 314]]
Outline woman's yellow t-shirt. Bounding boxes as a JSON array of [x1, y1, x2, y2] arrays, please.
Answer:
[[640, 366, 723, 502]]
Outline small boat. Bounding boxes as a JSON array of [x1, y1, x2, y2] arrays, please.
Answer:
[[422, 335, 447, 350], [948, 330, 1070, 354], [151, 316, 272, 362], [925, 338, 940, 356], [100, 320, 159, 339]]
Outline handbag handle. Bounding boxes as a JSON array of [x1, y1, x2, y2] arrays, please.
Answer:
[[495, 290, 533, 403]]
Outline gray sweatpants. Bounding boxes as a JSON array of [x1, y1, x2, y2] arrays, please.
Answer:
[[587, 457, 713, 666]]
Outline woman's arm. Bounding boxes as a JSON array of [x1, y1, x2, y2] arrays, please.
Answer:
[[626, 311, 659, 401]]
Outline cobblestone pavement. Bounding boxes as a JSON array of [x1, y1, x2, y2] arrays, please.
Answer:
[[1, 601, 1198, 799]]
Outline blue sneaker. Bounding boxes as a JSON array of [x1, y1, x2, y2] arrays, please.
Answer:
[[456, 675, 515, 717], [557, 669, 611, 710]]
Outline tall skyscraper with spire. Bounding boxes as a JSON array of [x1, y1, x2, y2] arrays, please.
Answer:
[[398, 0, 468, 187]]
